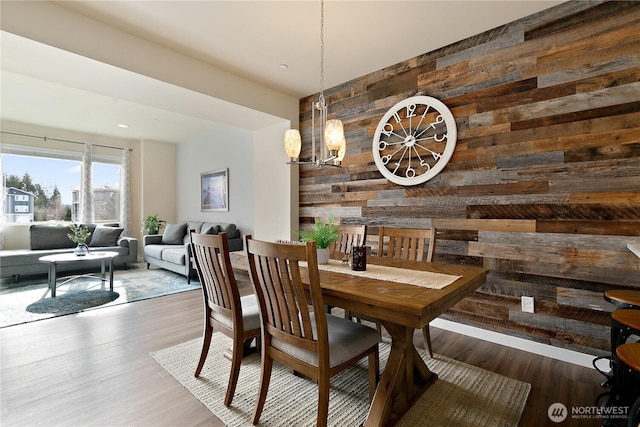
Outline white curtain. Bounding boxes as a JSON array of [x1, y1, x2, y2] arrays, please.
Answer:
[[81, 143, 94, 223], [119, 148, 131, 236]]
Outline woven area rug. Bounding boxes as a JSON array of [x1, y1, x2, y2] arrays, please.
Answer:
[[151, 334, 531, 427], [0, 264, 200, 327]]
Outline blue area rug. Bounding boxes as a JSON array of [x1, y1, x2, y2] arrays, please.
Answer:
[[0, 263, 200, 327]]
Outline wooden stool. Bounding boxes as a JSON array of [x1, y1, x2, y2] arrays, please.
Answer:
[[593, 304, 640, 399], [617, 343, 640, 377], [615, 343, 640, 427], [611, 310, 640, 354], [605, 290, 640, 310]]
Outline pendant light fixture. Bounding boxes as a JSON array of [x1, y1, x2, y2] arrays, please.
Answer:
[[284, 0, 345, 166]]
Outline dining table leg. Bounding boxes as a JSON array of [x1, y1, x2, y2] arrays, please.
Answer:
[[364, 321, 437, 427]]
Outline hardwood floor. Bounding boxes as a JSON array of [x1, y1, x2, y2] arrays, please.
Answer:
[[1, 289, 608, 427]]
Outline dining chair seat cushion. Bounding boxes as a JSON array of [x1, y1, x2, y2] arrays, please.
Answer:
[[211, 294, 261, 331], [271, 313, 379, 368]]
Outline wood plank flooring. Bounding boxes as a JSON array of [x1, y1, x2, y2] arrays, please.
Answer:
[[1, 289, 607, 427]]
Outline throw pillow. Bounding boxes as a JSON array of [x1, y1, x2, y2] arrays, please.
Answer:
[[220, 223, 238, 237], [203, 225, 220, 235], [89, 227, 123, 247], [30, 224, 77, 250], [162, 223, 188, 244]]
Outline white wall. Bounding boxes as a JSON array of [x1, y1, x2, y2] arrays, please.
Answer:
[[140, 139, 177, 225], [176, 127, 254, 235], [253, 122, 299, 242], [176, 121, 300, 243]]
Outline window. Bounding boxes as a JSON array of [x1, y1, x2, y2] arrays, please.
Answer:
[[14, 205, 29, 213], [91, 162, 121, 222], [2, 149, 121, 223]]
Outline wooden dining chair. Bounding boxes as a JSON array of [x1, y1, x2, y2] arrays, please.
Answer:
[[331, 225, 384, 336], [244, 236, 379, 427], [190, 232, 261, 407], [327, 225, 370, 316], [329, 224, 367, 259], [378, 226, 437, 357]]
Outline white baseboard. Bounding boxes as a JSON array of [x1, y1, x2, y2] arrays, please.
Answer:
[[430, 318, 599, 369]]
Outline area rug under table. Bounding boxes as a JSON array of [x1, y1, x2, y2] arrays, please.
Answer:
[[151, 334, 531, 427], [0, 264, 200, 327]]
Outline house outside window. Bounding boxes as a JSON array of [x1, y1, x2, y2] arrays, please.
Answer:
[[71, 185, 120, 222], [3, 187, 35, 223]]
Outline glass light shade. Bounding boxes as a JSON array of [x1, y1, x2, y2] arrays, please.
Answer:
[[324, 119, 344, 152], [284, 129, 301, 160], [333, 135, 346, 165], [337, 135, 346, 161]]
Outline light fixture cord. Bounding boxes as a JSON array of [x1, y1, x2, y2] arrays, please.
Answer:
[[319, 0, 325, 104]]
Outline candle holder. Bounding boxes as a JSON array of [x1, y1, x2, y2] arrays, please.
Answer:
[[351, 246, 367, 271]]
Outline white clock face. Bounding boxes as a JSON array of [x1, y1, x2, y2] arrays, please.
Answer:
[[372, 96, 457, 186]]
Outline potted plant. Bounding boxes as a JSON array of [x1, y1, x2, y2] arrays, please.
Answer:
[[296, 215, 340, 264], [141, 214, 166, 235], [68, 223, 92, 256]]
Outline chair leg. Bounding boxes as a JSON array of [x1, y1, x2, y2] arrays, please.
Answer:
[[368, 348, 379, 402], [347, 311, 383, 341], [224, 333, 244, 407], [422, 325, 433, 357], [317, 373, 330, 427], [194, 324, 213, 377], [251, 353, 273, 425]]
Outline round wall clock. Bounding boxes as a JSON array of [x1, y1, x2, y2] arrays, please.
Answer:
[[372, 95, 457, 186]]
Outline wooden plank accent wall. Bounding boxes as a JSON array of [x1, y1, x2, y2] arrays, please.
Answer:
[[296, 0, 640, 356]]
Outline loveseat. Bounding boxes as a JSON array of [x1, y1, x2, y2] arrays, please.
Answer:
[[142, 221, 242, 281], [0, 223, 138, 281]]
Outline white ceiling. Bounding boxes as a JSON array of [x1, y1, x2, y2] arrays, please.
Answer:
[[0, 1, 563, 143]]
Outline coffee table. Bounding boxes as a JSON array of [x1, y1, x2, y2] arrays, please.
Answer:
[[38, 251, 118, 297]]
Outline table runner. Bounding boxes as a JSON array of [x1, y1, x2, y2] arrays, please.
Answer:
[[312, 259, 461, 290]]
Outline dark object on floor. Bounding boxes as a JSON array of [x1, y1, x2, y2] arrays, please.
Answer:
[[27, 290, 119, 314]]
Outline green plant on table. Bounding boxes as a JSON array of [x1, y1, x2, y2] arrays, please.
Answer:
[[296, 215, 340, 249], [68, 223, 91, 244], [141, 214, 166, 235]]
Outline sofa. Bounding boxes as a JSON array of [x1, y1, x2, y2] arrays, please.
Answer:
[[0, 223, 138, 281], [143, 221, 242, 281]]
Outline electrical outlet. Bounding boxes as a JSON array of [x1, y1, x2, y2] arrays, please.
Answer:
[[522, 296, 535, 313]]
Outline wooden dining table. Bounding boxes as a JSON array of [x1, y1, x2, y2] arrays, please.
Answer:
[[229, 252, 487, 427]]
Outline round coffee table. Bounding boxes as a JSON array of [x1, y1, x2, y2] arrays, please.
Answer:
[[38, 251, 118, 297]]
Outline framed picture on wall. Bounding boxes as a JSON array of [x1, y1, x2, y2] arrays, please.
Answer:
[[201, 168, 229, 211]]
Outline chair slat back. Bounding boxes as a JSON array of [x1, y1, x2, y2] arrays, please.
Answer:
[[378, 226, 437, 262], [245, 237, 326, 352], [191, 232, 239, 320], [329, 225, 367, 257]]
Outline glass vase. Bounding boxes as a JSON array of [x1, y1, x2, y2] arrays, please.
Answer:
[[74, 243, 89, 256]]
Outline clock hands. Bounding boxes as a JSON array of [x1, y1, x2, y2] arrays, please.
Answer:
[[379, 110, 447, 176], [413, 114, 444, 140]]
